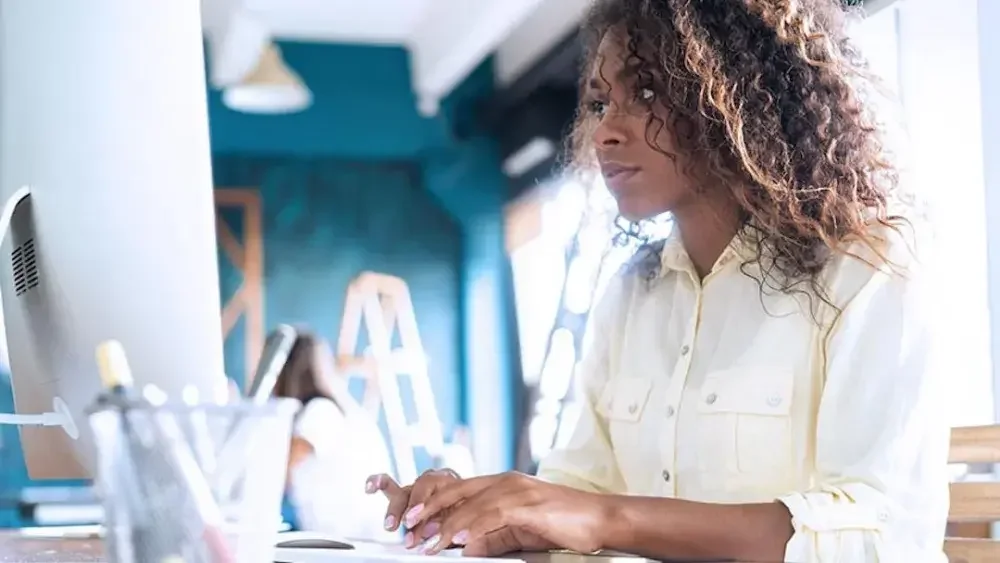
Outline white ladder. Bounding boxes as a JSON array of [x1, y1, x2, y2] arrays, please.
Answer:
[[335, 272, 445, 484]]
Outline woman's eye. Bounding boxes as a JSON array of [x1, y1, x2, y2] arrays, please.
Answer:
[[639, 88, 655, 102], [586, 100, 607, 116]]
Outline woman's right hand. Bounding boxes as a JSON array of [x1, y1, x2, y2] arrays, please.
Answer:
[[365, 469, 461, 548]]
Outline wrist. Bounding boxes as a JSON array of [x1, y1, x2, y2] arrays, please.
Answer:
[[592, 493, 631, 553]]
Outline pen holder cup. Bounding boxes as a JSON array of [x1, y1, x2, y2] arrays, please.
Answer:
[[88, 397, 301, 563]]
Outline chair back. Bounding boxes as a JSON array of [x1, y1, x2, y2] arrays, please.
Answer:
[[946, 425, 1000, 563]]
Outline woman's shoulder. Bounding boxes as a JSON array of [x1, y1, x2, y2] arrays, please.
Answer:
[[300, 396, 344, 417], [295, 397, 347, 437], [589, 244, 658, 323], [822, 217, 931, 309]]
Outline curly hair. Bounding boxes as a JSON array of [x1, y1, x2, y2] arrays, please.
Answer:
[[571, 0, 909, 300]]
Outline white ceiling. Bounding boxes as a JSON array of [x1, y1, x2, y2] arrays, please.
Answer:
[[201, 0, 588, 114], [246, 0, 431, 44]]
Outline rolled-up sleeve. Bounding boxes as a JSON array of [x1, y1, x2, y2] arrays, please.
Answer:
[[536, 275, 628, 495], [778, 262, 950, 562]]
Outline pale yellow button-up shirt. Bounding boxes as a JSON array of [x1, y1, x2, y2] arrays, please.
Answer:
[[537, 225, 950, 562]]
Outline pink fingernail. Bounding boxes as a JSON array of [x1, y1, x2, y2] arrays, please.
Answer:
[[424, 522, 440, 536], [366, 481, 375, 494], [452, 530, 469, 545], [420, 534, 441, 554], [404, 504, 424, 527], [384, 515, 396, 530], [404, 532, 416, 548]]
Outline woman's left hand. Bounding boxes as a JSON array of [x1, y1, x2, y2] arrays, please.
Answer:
[[404, 471, 611, 556]]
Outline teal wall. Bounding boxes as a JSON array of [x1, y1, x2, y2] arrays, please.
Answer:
[[208, 43, 432, 159], [0, 39, 516, 524], [213, 159, 463, 442], [208, 41, 516, 466]]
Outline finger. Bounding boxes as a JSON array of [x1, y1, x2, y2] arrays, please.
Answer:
[[367, 474, 408, 530], [407, 512, 445, 545], [463, 529, 521, 558], [407, 469, 455, 510], [384, 485, 413, 531], [365, 473, 399, 495], [403, 519, 440, 549], [400, 469, 456, 545], [424, 490, 508, 555], [406, 476, 494, 529]]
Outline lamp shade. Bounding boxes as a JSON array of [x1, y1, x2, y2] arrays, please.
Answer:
[[222, 43, 312, 115]]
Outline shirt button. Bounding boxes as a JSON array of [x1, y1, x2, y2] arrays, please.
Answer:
[[877, 509, 889, 522], [767, 395, 782, 407], [680, 344, 690, 356], [661, 469, 671, 482], [665, 405, 675, 418], [705, 393, 718, 405], [627, 403, 638, 414]]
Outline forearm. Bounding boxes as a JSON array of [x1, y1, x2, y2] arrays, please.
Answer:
[[597, 495, 793, 562]]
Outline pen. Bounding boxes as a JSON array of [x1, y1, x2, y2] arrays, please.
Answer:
[[95, 340, 176, 562]]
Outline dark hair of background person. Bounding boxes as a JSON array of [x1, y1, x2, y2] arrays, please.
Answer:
[[272, 331, 339, 408], [570, 0, 909, 302]]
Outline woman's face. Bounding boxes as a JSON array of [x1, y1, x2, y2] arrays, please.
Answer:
[[586, 32, 697, 222]]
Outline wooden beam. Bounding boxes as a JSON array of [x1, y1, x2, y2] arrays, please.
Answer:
[[214, 188, 265, 386], [215, 189, 260, 208], [944, 537, 1000, 563], [242, 192, 264, 388], [951, 425, 1000, 464], [950, 481, 1000, 522], [216, 217, 245, 272], [221, 285, 247, 337]]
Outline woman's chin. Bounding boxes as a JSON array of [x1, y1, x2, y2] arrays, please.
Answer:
[[615, 200, 671, 223]]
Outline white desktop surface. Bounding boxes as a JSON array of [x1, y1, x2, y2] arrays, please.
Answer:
[[274, 542, 506, 563]]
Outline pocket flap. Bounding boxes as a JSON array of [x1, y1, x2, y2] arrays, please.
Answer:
[[698, 367, 793, 416], [599, 378, 653, 422]]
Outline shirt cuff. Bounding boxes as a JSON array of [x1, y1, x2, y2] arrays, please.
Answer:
[[778, 487, 892, 562]]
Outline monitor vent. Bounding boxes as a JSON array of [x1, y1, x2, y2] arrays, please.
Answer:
[[12, 239, 39, 297]]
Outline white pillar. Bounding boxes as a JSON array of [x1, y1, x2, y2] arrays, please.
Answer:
[[980, 0, 1000, 426], [894, 0, 994, 428], [979, 1, 1000, 538]]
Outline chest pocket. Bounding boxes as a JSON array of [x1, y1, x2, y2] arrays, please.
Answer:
[[599, 378, 653, 453], [695, 367, 794, 480]]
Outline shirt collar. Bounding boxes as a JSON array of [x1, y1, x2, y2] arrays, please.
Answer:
[[628, 228, 755, 283]]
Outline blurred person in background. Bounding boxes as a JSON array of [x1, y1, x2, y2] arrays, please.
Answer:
[[274, 330, 396, 542], [367, 0, 948, 561]]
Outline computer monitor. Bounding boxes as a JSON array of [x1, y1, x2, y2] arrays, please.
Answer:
[[0, 2, 228, 479]]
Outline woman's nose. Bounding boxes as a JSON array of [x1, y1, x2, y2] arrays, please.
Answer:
[[592, 114, 627, 148]]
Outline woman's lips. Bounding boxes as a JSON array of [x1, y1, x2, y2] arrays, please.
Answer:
[[601, 164, 640, 189]]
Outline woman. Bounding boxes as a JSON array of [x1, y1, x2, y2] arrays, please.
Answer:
[[275, 330, 396, 542], [367, 0, 949, 560]]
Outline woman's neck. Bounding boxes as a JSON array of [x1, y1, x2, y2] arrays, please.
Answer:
[[673, 198, 742, 279]]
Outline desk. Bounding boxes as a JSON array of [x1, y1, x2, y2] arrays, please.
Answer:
[[0, 532, 102, 562], [0, 532, 766, 563], [0, 535, 637, 563]]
